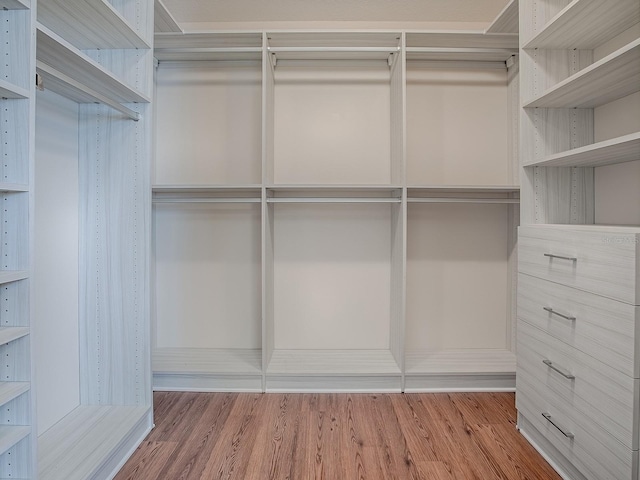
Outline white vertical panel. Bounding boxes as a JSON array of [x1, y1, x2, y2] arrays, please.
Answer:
[[34, 89, 80, 434]]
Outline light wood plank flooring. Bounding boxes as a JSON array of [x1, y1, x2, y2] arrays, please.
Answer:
[[115, 392, 561, 480]]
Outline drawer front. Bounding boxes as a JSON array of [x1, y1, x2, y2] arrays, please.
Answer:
[[519, 226, 639, 305], [518, 273, 639, 377], [517, 320, 637, 450], [516, 374, 635, 480]]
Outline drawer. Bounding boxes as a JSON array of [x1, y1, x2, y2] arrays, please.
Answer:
[[517, 376, 636, 480], [519, 225, 640, 305], [517, 320, 638, 450], [518, 273, 640, 377]]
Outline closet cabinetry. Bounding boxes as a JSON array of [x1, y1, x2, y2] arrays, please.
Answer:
[[516, 0, 640, 478], [0, 0, 155, 477], [153, 4, 520, 392]]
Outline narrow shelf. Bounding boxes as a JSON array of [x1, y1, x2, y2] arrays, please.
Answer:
[[155, 0, 181, 33], [524, 0, 640, 49], [0, 327, 29, 345], [36, 25, 151, 105], [524, 39, 640, 108], [406, 32, 518, 63], [154, 32, 263, 61], [37, 0, 150, 49], [0, 271, 29, 285], [267, 185, 403, 203], [0, 382, 29, 407], [407, 185, 520, 204], [38, 405, 151, 480], [153, 348, 262, 375], [153, 185, 262, 203], [0, 426, 30, 457], [0, 0, 28, 9], [0, 79, 29, 100], [524, 132, 640, 168], [267, 349, 401, 375], [0, 183, 29, 193], [486, 0, 519, 34], [406, 47, 517, 63]]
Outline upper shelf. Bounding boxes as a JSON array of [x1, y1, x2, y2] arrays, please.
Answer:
[[524, 38, 640, 108], [524, 0, 640, 49], [524, 132, 640, 168], [486, 0, 519, 34], [155, 32, 263, 61], [153, 185, 262, 203], [267, 185, 403, 203], [407, 185, 520, 204], [0, 0, 28, 9], [155, 0, 181, 33], [406, 31, 518, 63], [0, 79, 29, 99], [37, 0, 150, 50], [37, 25, 151, 105]]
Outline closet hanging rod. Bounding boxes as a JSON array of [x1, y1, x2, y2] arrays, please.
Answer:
[[408, 198, 519, 204], [36, 61, 140, 121]]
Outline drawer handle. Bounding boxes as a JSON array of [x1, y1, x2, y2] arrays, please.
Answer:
[[543, 359, 575, 380], [543, 307, 576, 321], [542, 413, 574, 439], [544, 253, 577, 262]]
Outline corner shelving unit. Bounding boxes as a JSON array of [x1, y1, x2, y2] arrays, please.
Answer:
[[517, 0, 640, 478]]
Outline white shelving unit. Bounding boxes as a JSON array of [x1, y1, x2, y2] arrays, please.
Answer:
[[153, 20, 520, 393], [517, 0, 640, 478]]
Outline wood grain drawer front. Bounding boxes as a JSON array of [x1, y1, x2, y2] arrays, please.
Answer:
[[517, 375, 636, 480], [519, 226, 639, 305], [518, 273, 640, 378], [517, 321, 638, 450]]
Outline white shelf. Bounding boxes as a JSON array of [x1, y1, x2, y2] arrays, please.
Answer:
[[0, 327, 29, 345], [267, 350, 401, 375], [408, 185, 520, 204], [267, 185, 402, 203], [525, 132, 640, 168], [524, 0, 640, 49], [154, 0, 181, 33], [153, 185, 262, 203], [37, 0, 150, 49], [0, 382, 29, 407], [36, 25, 151, 105], [0, 426, 30, 456], [154, 32, 263, 61], [0, 0, 28, 9], [38, 406, 151, 480], [153, 348, 262, 375], [524, 39, 640, 108], [406, 31, 518, 63], [0, 79, 29, 100], [486, 0, 519, 34], [0, 183, 29, 193], [0, 271, 28, 285]]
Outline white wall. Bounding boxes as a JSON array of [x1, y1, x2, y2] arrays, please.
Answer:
[[34, 90, 80, 435]]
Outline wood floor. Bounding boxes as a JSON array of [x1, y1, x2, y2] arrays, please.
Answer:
[[115, 391, 561, 480]]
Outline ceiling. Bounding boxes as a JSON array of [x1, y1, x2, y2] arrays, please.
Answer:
[[161, 0, 512, 27]]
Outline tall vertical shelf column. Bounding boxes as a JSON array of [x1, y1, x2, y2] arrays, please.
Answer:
[[0, 0, 35, 477], [517, 0, 640, 479], [32, 0, 155, 478]]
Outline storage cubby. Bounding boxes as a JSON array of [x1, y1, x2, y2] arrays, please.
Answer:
[[264, 196, 403, 391], [266, 32, 404, 186]]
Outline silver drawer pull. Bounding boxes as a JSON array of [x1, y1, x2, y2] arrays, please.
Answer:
[[544, 253, 577, 262], [542, 413, 574, 439], [543, 359, 575, 379], [543, 307, 576, 321]]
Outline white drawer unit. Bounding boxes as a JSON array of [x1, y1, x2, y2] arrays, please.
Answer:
[[517, 224, 640, 480]]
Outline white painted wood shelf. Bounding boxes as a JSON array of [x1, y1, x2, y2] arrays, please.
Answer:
[[154, 32, 263, 62], [38, 406, 151, 480], [154, 0, 181, 33], [406, 32, 518, 64], [0, 0, 28, 9], [0, 382, 29, 407], [267, 185, 403, 203], [153, 185, 262, 203], [524, 39, 640, 108], [0, 327, 29, 345], [524, 0, 640, 49], [407, 185, 520, 204], [525, 131, 640, 168], [0, 271, 28, 285], [37, 0, 150, 49], [0, 426, 30, 457], [0, 183, 29, 193], [486, 0, 518, 34], [36, 25, 151, 106], [0, 79, 29, 99]]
